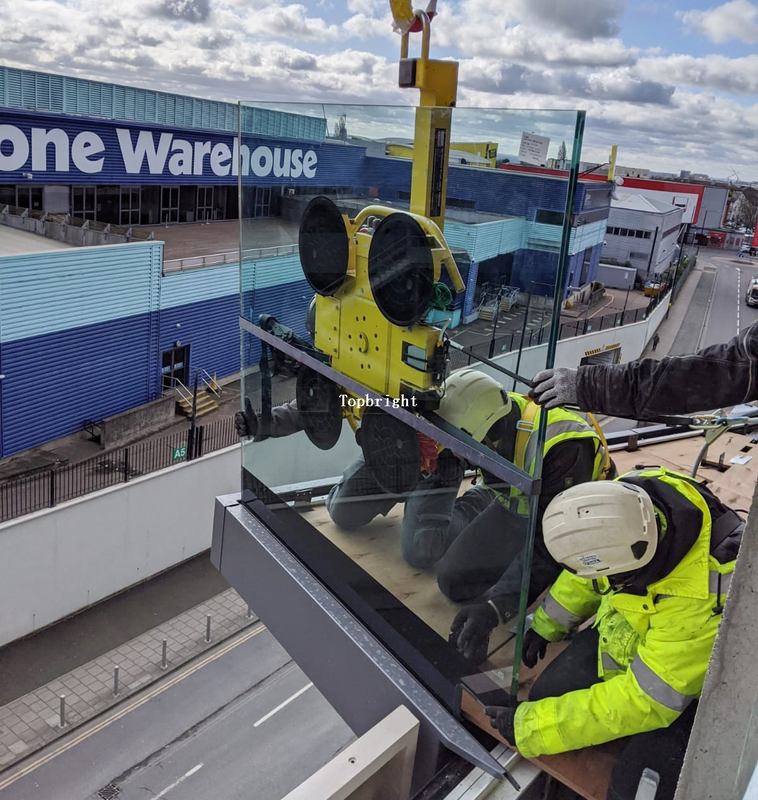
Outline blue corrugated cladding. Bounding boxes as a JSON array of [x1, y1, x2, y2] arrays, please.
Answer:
[[160, 295, 239, 381], [0, 65, 326, 140], [0, 313, 159, 456], [0, 109, 359, 186], [0, 242, 162, 457], [0, 242, 163, 343]]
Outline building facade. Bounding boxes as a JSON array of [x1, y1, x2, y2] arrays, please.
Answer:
[[0, 65, 611, 459], [602, 194, 683, 278]]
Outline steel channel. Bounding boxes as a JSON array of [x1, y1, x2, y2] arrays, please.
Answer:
[[240, 317, 540, 495]]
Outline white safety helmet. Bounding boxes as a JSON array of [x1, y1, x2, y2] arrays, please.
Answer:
[[542, 481, 658, 578], [438, 369, 511, 442]]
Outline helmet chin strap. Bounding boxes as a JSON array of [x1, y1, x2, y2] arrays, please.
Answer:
[[592, 578, 613, 595]]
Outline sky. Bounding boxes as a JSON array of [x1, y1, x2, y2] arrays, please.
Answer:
[[0, 0, 757, 181]]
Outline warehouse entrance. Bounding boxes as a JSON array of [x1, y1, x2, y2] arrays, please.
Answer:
[[161, 346, 190, 390]]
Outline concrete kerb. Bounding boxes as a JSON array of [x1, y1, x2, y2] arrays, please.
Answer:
[[0, 588, 258, 772]]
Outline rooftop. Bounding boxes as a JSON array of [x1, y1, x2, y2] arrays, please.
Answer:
[[612, 193, 680, 214], [0, 226, 73, 256]]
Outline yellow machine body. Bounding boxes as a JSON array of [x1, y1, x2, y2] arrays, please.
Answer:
[[312, 205, 462, 409]]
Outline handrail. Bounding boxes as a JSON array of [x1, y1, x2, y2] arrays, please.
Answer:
[[198, 368, 222, 399], [164, 376, 193, 404], [162, 243, 299, 274]]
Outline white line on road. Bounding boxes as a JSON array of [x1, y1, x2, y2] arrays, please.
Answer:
[[153, 763, 204, 799], [253, 683, 313, 727], [737, 266, 742, 334]]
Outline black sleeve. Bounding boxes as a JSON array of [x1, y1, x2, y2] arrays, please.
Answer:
[[486, 438, 597, 606], [575, 322, 758, 419]]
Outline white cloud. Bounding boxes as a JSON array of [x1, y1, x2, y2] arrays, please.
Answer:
[[678, 0, 758, 44], [0, 0, 756, 179], [637, 53, 758, 94], [507, 0, 625, 39]]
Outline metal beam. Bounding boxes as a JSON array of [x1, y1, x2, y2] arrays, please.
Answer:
[[240, 317, 540, 495]]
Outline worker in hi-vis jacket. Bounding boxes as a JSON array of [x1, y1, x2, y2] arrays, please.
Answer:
[[484, 469, 743, 800]]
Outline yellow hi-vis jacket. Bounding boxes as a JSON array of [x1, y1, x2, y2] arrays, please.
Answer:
[[484, 394, 608, 515], [514, 468, 739, 758]]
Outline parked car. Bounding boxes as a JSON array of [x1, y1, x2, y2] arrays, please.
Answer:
[[746, 277, 758, 307]]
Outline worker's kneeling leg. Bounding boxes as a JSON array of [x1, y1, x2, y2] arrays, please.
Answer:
[[528, 628, 600, 701], [326, 457, 398, 531], [400, 477, 466, 569], [607, 705, 696, 800]]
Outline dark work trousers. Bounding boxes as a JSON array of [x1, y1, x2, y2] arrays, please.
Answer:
[[529, 628, 696, 800], [436, 499, 561, 606]]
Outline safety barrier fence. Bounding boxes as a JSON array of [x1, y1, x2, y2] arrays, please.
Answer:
[[0, 417, 238, 524], [449, 287, 671, 370]]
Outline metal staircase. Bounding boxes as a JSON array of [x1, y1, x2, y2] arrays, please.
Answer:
[[168, 370, 222, 419]]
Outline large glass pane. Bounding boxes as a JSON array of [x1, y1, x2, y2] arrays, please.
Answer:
[[238, 102, 586, 710]]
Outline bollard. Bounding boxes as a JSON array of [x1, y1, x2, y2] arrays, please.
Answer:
[[205, 613, 212, 643], [247, 606, 253, 619], [59, 695, 66, 728], [113, 665, 119, 696], [161, 638, 168, 669]]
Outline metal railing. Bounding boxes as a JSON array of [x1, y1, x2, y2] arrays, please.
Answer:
[[162, 244, 299, 274], [0, 416, 238, 524], [163, 250, 239, 274], [450, 287, 671, 370]]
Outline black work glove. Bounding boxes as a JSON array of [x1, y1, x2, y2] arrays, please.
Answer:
[[522, 628, 549, 669], [235, 398, 258, 439], [449, 603, 498, 664], [484, 702, 522, 745]]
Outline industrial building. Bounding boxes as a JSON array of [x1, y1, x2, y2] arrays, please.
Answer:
[[602, 193, 684, 279], [0, 65, 611, 460]]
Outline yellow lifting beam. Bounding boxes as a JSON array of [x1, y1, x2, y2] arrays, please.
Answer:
[[395, 6, 459, 231]]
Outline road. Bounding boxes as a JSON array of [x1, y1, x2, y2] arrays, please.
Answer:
[[701, 253, 758, 349], [1, 626, 353, 800]]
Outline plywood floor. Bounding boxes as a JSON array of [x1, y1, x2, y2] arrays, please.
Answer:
[[301, 498, 520, 672]]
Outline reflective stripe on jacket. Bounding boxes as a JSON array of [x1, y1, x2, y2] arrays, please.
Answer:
[[515, 468, 738, 758], [485, 393, 606, 514]]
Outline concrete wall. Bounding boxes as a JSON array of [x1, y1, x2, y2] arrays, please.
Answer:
[[0, 424, 362, 646], [675, 480, 758, 800], [0, 445, 239, 647], [99, 395, 176, 448], [597, 263, 636, 290], [478, 292, 669, 391], [0, 209, 149, 247]]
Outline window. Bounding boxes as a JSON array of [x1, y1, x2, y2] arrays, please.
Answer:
[[72, 186, 96, 220], [161, 186, 180, 223], [17, 185, 44, 211], [120, 187, 141, 226], [535, 209, 563, 226]]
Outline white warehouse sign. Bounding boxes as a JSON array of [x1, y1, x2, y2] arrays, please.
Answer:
[[0, 123, 319, 179]]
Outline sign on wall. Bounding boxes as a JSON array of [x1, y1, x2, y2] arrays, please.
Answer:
[[518, 132, 550, 167], [0, 111, 326, 184]]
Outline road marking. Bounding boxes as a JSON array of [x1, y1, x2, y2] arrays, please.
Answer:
[[737, 267, 741, 334], [153, 763, 204, 799], [253, 682, 313, 727], [588, 292, 615, 319], [0, 625, 267, 792]]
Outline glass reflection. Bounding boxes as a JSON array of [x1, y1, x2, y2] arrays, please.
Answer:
[[238, 102, 595, 705]]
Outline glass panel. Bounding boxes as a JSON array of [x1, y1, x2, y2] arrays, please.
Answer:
[[238, 102, 586, 708]]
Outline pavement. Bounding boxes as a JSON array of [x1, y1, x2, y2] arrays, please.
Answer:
[[0, 553, 229, 706], [0, 587, 254, 769], [0, 627, 353, 800]]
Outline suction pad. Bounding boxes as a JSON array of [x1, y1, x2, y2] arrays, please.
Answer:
[[360, 405, 421, 494], [296, 367, 342, 450], [299, 196, 349, 296], [368, 213, 435, 326]]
